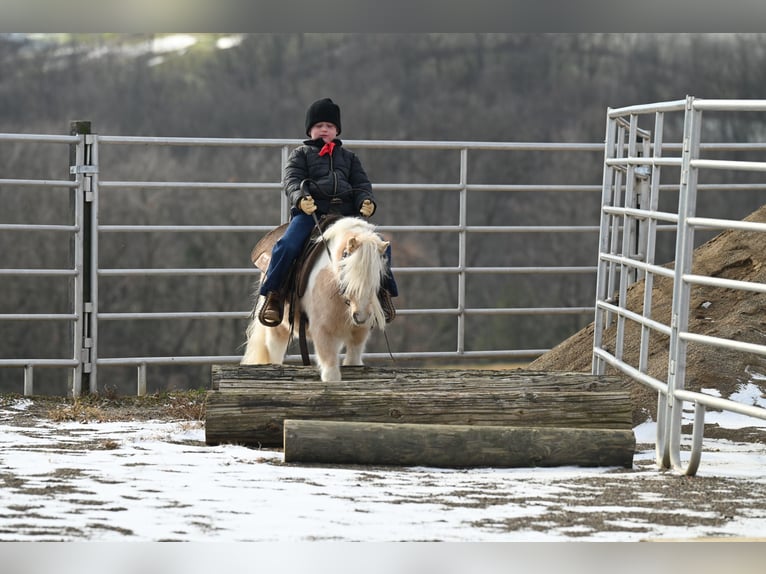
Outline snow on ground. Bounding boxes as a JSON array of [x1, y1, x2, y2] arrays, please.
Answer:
[[1, 398, 766, 542]]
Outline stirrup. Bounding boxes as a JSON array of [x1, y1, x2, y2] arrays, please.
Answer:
[[258, 292, 284, 327]]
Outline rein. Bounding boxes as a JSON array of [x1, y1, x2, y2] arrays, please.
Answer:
[[382, 330, 397, 367], [300, 179, 333, 262], [298, 179, 335, 367]]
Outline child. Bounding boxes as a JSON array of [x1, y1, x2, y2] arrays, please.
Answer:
[[258, 97, 398, 327]]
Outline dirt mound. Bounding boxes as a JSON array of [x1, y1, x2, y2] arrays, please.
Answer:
[[530, 204, 766, 428]]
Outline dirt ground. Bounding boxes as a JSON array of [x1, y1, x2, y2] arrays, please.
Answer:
[[530, 203, 766, 443], [2, 391, 766, 541], [1, 371, 765, 540]]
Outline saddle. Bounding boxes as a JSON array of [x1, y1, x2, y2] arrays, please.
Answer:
[[250, 214, 343, 298]]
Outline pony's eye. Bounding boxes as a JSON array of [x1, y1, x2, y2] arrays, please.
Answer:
[[344, 298, 351, 306], [342, 250, 349, 259]]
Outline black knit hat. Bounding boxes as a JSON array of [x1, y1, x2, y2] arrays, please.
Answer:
[[305, 98, 341, 136]]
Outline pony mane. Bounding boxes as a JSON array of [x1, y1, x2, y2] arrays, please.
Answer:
[[320, 218, 388, 326], [319, 216, 377, 244]]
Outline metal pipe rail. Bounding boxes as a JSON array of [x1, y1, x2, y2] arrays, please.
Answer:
[[593, 96, 766, 475], [0, 179, 77, 188], [0, 133, 79, 144]]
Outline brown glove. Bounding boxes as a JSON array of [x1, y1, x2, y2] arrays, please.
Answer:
[[359, 199, 374, 218], [299, 196, 317, 215]]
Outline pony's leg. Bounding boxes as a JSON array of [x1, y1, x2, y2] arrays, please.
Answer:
[[264, 321, 290, 364], [241, 316, 270, 364], [312, 330, 343, 382], [342, 326, 369, 366], [241, 299, 290, 365]]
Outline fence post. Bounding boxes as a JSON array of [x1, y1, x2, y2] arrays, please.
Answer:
[[666, 97, 703, 474], [457, 147, 468, 355], [592, 112, 618, 375], [68, 120, 94, 397]]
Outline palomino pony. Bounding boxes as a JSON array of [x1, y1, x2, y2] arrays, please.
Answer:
[[241, 216, 390, 382]]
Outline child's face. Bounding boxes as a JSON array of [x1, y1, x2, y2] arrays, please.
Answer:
[[309, 122, 338, 143]]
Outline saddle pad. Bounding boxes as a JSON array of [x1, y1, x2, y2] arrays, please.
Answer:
[[250, 223, 288, 271]]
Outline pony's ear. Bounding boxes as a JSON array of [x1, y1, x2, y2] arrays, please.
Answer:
[[378, 241, 390, 255], [346, 237, 359, 254]]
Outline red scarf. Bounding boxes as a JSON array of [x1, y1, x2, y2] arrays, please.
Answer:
[[319, 141, 336, 157]]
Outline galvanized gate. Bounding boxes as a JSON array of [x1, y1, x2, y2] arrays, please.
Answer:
[[0, 130, 85, 395], [593, 96, 766, 475]]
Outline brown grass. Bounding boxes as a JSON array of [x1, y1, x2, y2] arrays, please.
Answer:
[[164, 392, 206, 421], [48, 399, 109, 423], [43, 389, 208, 423]]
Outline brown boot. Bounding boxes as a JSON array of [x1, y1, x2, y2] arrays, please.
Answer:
[[258, 291, 284, 327], [378, 289, 396, 324]]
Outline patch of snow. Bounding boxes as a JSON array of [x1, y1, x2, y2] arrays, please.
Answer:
[[151, 34, 197, 54], [9, 398, 33, 410], [217, 35, 244, 50], [704, 407, 761, 429], [633, 419, 657, 443], [2, 402, 766, 542], [730, 382, 766, 407]]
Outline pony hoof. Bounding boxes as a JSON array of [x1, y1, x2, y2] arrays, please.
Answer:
[[320, 367, 342, 382]]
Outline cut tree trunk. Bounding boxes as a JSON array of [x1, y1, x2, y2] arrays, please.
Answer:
[[283, 419, 636, 468], [211, 364, 632, 392]]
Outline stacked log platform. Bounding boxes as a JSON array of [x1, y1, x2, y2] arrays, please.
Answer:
[[205, 365, 635, 468]]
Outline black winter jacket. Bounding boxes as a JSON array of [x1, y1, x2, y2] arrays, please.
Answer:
[[283, 138, 376, 217]]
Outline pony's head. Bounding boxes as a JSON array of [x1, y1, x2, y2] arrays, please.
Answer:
[[322, 218, 390, 329]]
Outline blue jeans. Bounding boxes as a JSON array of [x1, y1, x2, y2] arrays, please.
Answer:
[[259, 213, 398, 297]]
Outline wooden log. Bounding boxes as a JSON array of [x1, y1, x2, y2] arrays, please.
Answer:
[[211, 364, 631, 393], [283, 420, 636, 468], [204, 385, 633, 446]]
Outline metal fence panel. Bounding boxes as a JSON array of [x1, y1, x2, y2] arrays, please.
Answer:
[[592, 96, 766, 475], [0, 131, 83, 395]]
